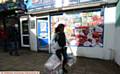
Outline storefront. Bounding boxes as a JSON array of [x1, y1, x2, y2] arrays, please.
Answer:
[[115, 0, 120, 65], [0, 0, 27, 48], [24, 0, 117, 60]]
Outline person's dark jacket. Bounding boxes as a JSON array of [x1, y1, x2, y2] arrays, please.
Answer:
[[57, 32, 66, 48], [9, 26, 18, 41]]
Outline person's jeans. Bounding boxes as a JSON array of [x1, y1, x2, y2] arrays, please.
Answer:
[[56, 48, 68, 61], [56, 47, 68, 69], [9, 41, 19, 55]]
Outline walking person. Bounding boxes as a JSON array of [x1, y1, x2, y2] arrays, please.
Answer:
[[54, 23, 68, 73], [8, 23, 19, 56], [0, 25, 8, 52]]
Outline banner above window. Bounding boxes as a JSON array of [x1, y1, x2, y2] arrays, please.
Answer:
[[26, 0, 102, 10]]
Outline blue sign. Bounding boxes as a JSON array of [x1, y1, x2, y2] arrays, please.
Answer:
[[37, 20, 49, 48], [25, 0, 102, 11], [25, 0, 55, 10]]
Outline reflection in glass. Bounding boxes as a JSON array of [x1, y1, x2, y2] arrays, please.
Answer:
[[23, 36, 29, 45], [22, 20, 29, 34]]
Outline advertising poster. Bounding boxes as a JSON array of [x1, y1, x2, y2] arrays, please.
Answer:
[[77, 11, 104, 47], [51, 9, 104, 47], [27, 0, 102, 10], [51, 14, 82, 47], [37, 20, 49, 48], [28, 0, 55, 9]]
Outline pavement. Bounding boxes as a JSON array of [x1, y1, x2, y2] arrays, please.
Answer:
[[0, 48, 120, 74]]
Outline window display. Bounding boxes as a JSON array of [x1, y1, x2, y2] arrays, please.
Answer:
[[51, 9, 104, 47]]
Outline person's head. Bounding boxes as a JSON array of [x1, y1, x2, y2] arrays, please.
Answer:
[[55, 27, 59, 33], [56, 23, 65, 32]]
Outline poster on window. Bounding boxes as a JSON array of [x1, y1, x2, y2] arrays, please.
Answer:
[[32, 0, 40, 4], [77, 11, 104, 47], [51, 9, 104, 47], [51, 14, 81, 47]]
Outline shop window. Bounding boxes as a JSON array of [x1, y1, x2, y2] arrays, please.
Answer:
[[22, 20, 29, 34], [30, 20, 35, 29], [23, 36, 29, 45], [51, 9, 104, 47]]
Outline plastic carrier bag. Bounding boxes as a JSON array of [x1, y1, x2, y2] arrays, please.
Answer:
[[44, 54, 62, 70], [44, 68, 63, 74], [66, 45, 77, 67], [44, 54, 63, 74], [51, 41, 61, 54], [51, 33, 61, 54], [67, 53, 76, 67]]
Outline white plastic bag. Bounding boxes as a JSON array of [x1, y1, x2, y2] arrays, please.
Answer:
[[51, 34, 61, 53], [44, 54, 62, 71], [44, 67, 63, 74], [51, 41, 61, 53], [66, 45, 76, 67], [67, 53, 76, 67]]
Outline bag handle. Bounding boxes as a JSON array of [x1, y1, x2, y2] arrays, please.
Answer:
[[68, 44, 74, 55], [66, 39, 74, 54]]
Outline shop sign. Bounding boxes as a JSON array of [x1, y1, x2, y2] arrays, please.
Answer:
[[27, 0, 102, 10], [28, 0, 55, 10]]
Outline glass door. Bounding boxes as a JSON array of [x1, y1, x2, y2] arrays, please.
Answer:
[[37, 16, 50, 51], [20, 18, 30, 47]]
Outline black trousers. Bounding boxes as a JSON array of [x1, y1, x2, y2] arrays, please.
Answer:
[[9, 41, 19, 55], [0, 39, 8, 52], [56, 47, 68, 68]]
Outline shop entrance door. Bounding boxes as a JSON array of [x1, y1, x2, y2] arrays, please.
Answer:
[[20, 18, 30, 47], [37, 16, 50, 51]]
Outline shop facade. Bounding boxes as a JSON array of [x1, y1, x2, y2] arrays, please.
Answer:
[[0, 0, 27, 49], [115, 0, 120, 66], [22, 0, 118, 62]]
